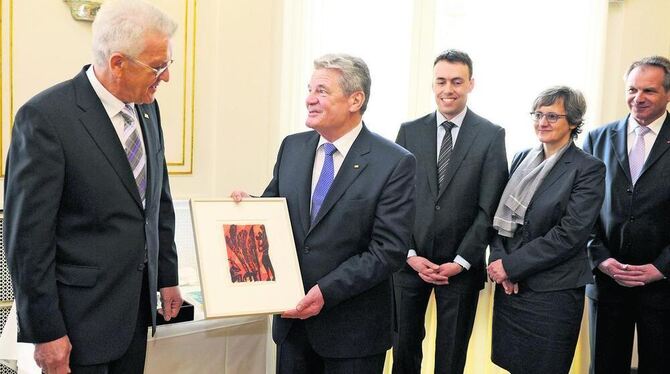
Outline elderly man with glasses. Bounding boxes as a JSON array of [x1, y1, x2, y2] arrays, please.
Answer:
[[4, 1, 182, 373]]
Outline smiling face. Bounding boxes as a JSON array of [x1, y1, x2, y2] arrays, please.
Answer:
[[432, 60, 474, 120], [115, 32, 173, 104], [626, 65, 670, 126], [305, 68, 363, 141], [533, 98, 575, 152]]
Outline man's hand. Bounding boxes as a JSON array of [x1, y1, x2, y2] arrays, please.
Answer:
[[487, 259, 508, 284], [34, 335, 72, 374], [613, 263, 665, 287], [159, 286, 183, 321], [435, 262, 463, 279], [282, 284, 324, 319], [407, 256, 449, 285], [501, 280, 519, 295], [230, 190, 250, 202]]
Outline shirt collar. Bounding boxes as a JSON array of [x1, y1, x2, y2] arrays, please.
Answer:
[[627, 111, 666, 135], [86, 65, 133, 118], [436, 107, 468, 129], [317, 121, 363, 158]]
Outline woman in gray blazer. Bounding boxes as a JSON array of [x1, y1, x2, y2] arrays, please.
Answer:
[[487, 86, 605, 373]]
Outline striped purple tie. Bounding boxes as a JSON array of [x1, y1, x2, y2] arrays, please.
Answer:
[[311, 143, 337, 223], [120, 104, 147, 206], [629, 125, 651, 185]]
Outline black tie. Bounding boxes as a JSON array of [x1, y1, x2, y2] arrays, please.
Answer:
[[437, 121, 454, 189]]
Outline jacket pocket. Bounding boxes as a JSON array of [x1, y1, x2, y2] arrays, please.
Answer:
[[56, 264, 99, 287]]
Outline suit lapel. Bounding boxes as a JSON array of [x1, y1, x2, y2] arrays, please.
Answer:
[[639, 113, 670, 177], [610, 117, 632, 183], [73, 70, 143, 209], [136, 104, 155, 206], [532, 143, 575, 199], [437, 110, 481, 198], [419, 113, 439, 199], [298, 133, 320, 236], [308, 126, 370, 231]]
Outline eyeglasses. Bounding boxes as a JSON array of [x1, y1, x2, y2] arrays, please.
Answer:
[[126, 55, 174, 77], [530, 111, 567, 124]]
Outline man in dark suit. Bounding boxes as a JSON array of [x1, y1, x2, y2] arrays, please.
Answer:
[[392, 50, 508, 374], [583, 55, 670, 374], [232, 53, 416, 374], [3, 1, 182, 373]]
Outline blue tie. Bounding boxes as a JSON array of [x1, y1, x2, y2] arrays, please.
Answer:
[[311, 143, 337, 223]]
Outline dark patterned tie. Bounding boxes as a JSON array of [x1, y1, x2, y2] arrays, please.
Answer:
[[437, 121, 454, 189], [120, 104, 147, 206], [311, 143, 337, 223]]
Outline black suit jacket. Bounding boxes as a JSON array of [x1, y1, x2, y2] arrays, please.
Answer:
[[394, 109, 508, 292], [3, 67, 179, 365], [263, 125, 416, 358], [489, 143, 605, 291], [583, 114, 670, 300]]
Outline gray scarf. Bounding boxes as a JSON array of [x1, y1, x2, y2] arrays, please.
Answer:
[[492, 142, 570, 237]]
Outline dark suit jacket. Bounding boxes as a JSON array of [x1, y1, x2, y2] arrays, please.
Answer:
[[489, 143, 605, 291], [394, 109, 508, 292], [583, 114, 670, 300], [3, 66, 179, 365], [263, 125, 416, 358]]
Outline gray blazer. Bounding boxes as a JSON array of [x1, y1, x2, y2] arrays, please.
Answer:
[[4, 66, 178, 365], [489, 143, 605, 291], [394, 109, 508, 292], [583, 114, 670, 301], [263, 125, 416, 358]]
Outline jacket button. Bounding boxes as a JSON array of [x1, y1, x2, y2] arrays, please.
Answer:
[[137, 263, 145, 271], [626, 188, 632, 194], [304, 246, 310, 253], [629, 216, 635, 222], [435, 205, 441, 211]]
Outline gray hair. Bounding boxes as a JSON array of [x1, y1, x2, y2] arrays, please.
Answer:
[[532, 86, 586, 139], [92, 0, 178, 66], [626, 55, 670, 91], [313, 54, 371, 114]]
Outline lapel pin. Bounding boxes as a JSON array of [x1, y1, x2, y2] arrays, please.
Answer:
[[353, 164, 360, 169], [666, 139, 670, 144], [144, 113, 150, 119]]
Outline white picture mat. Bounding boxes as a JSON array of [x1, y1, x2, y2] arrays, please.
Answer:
[[190, 198, 304, 318]]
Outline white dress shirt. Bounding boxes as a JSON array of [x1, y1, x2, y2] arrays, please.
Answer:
[[627, 111, 665, 162], [310, 122, 363, 210], [86, 65, 146, 157]]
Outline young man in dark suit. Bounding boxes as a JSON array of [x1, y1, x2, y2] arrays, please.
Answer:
[[392, 50, 508, 374], [232, 53, 416, 374], [4, 1, 182, 372], [583, 55, 670, 374]]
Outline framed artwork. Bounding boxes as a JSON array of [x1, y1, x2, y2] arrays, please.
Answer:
[[190, 198, 304, 318]]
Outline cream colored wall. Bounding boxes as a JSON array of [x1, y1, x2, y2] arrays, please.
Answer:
[[171, 0, 284, 199], [600, 0, 670, 123], [0, 0, 284, 206]]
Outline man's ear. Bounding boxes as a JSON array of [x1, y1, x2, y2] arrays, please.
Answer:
[[109, 53, 127, 78], [349, 91, 365, 113]]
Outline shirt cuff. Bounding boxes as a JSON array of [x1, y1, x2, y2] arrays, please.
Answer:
[[454, 255, 471, 270], [407, 249, 417, 258]]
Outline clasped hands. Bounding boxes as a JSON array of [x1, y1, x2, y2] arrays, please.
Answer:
[[407, 256, 463, 285], [487, 259, 518, 295], [598, 258, 664, 287]]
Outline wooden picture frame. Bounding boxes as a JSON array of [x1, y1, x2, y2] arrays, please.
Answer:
[[190, 198, 304, 318]]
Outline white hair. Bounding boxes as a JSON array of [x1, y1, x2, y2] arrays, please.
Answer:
[[91, 0, 177, 66]]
